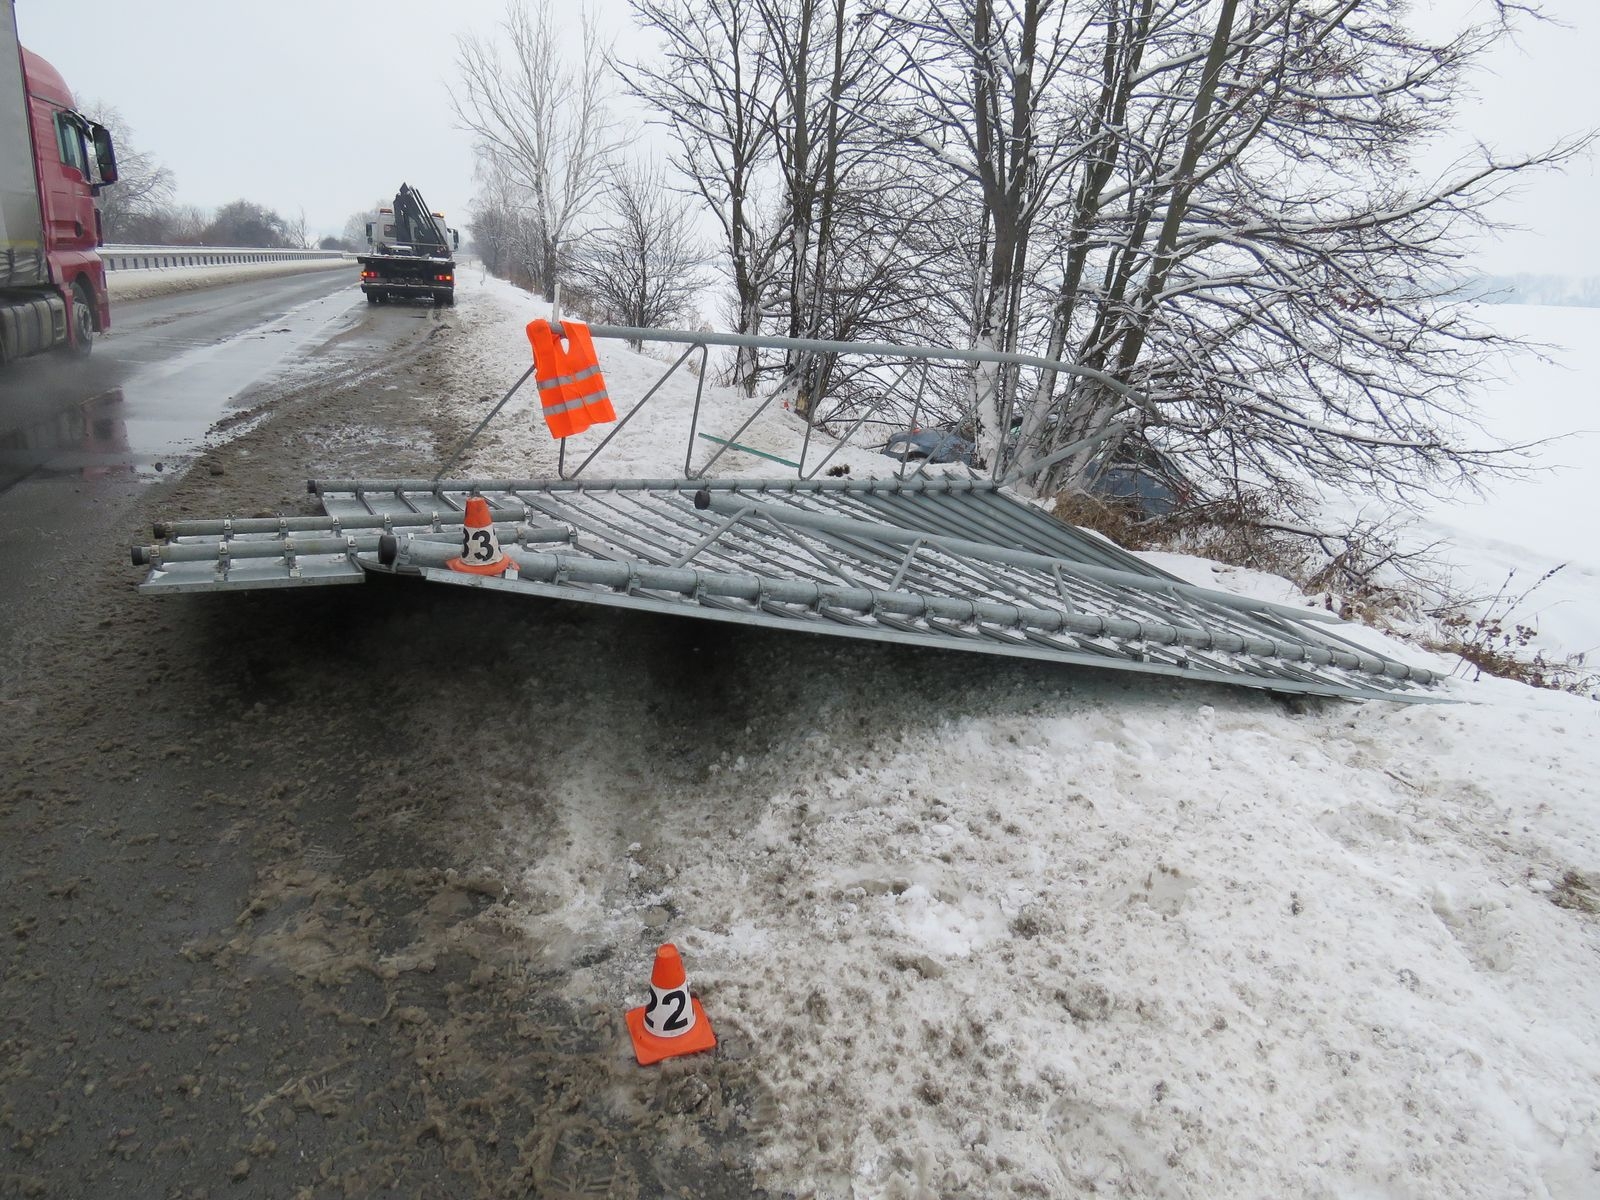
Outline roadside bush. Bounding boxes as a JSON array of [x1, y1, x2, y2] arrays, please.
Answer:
[[1050, 485, 1597, 699]]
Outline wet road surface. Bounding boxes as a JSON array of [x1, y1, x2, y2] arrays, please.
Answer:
[[0, 269, 361, 494], [0, 270, 447, 686]]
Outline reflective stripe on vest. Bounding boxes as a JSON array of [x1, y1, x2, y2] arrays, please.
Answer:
[[526, 319, 617, 438], [558, 322, 616, 424]]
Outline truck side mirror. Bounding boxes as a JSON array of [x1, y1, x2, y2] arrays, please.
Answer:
[[453, 230, 460, 250], [89, 123, 118, 184]]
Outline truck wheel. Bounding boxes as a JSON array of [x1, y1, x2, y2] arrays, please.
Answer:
[[366, 291, 378, 305], [64, 281, 95, 358]]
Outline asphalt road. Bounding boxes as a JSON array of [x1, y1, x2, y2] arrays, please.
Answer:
[[0, 273, 780, 1199], [0, 267, 359, 494], [0, 269, 446, 676]]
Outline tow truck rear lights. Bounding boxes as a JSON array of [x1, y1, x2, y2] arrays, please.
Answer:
[[435, 273, 453, 282]]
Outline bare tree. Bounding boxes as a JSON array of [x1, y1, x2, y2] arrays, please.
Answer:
[[284, 207, 311, 250], [625, 0, 919, 405], [341, 210, 373, 249], [1013, 0, 1591, 517], [466, 160, 542, 287], [165, 204, 208, 245], [854, 0, 1587, 527], [572, 165, 712, 345], [623, 0, 787, 393], [80, 103, 175, 243], [451, 0, 619, 302], [744, 0, 905, 410], [865, 0, 1086, 463]]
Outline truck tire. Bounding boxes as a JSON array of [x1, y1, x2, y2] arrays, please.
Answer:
[[366, 291, 378, 305], [435, 291, 454, 307], [63, 281, 94, 358]]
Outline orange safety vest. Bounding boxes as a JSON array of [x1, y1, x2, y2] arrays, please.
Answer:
[[525, 319, 617, 438]]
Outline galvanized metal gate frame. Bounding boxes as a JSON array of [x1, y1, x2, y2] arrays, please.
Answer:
[[130, 327, 1443, 702], [433, 325, 1146, 490], [134, 474, 1441, 702]]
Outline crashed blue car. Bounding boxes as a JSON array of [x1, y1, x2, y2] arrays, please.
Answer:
[[880, 428, 977, 465], [881, 427, 1187, 517], [1081, 459, 1185, 516]]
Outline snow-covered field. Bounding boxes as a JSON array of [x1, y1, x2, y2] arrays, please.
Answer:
[[443, 272, 1600, 1198], [1405, 303, 1600, 665]]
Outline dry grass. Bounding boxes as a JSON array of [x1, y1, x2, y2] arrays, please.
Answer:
[[1421, 567, 1597, 697], [1050, 486, 1598, 700]]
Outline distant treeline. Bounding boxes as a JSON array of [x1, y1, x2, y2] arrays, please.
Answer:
[[1461, 275, 1600, 308], [105, 198, 318, 250]]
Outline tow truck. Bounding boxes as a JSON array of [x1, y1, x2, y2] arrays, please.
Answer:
[[358, 182, 457, 307]]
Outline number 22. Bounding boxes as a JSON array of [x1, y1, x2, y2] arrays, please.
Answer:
[[645, 987, 689, 1032]]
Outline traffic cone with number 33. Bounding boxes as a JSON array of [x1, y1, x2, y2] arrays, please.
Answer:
[[626, 943, 717, 1065], [446, 495, 516, 576]]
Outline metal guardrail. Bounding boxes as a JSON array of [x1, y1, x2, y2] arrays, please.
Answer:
[[100, 245, 348, 272]]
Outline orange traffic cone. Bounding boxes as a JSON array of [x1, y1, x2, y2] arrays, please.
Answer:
[[446, 496, 517, 576], [625, 943, 717, 1065]]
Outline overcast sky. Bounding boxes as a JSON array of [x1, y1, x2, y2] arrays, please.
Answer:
[[15, 0, 1598, 275]]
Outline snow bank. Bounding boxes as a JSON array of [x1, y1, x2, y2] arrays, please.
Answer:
[[441, 271, 1600, 1199], [106, 256, 349, 303]]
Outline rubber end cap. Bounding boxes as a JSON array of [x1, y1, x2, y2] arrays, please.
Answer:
[[131, 545, 149, 566], [152, 521, 171, 539], [693, 488, 711, 510], [305, 479, 317, 494], [378, 534, 399, 567]]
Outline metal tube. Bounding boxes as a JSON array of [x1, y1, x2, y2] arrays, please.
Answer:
[[584, 325, 1155, 409], [695, 492, 1352, 629], [308, 476, 992, 495], [134, 535, 375, 566], [133, 524, 573, 566], [384, 534, 1398, 673], [153, 512, 560, 538]]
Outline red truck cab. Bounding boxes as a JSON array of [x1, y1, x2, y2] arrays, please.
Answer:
[[22, 47, 112, 343], [2, 0, 117, 364]]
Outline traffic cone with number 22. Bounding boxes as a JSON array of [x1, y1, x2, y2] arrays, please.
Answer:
[[626, 943, 717, 1065]]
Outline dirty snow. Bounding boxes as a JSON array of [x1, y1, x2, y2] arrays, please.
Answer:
[[440, 270, 1600, 1198], [106, 256, 348, 302]]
